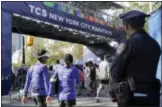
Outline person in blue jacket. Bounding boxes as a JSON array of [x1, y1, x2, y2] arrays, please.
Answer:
[[46, 53, 80, 107], [22, 49, 50, 107]]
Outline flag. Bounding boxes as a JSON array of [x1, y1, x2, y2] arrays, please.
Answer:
[[88, 16, 94, 22], [100, 20, 104, 25], [62, 6, 67, 13], [69, 9, 74, 15], [43, 2, 54, 8], [80, 13, 84, 19], [94, 18, 100, 23], [55, 3, 62, 11], [75, 9, 81, 17]]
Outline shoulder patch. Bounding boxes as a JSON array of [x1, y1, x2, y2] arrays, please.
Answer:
[[50, 77, 56, 82], [116, 43, 127, 55]]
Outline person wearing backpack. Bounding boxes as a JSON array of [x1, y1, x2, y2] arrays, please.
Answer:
[[46, 54, 80, 107], [88, 61, 97, 96], [21, 49, 50, 107], [75, 64, 84, 96], [96, 54, 111, 103], [78, 67, 85, 96]]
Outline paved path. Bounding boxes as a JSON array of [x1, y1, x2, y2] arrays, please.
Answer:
[[2, 93, 117, 107]]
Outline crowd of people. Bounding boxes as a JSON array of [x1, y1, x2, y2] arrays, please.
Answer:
[[19, 48, 113, 107], [13, 9, 161, 107], [48, 55, 113, 100]]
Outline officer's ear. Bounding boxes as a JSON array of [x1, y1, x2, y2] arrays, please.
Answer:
[[123, 20, 131, 31], [123, 24, 128, 32], [125, 24, 129, 30]]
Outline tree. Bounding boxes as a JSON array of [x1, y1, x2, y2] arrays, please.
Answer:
[[25, 37, 45, 66], [152, 2, 161, 11], [25, 36, 84, 66], [47, 41, 71, 64], [48, 40, 83, 64], [124, 2, 150, 13], [72, 43, 83, 60]]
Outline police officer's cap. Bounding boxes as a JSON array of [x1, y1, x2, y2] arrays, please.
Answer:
[[119, 10, 150, 20], [37, 49, 49, 58]]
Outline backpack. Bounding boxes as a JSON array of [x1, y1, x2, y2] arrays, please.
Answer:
[[90, 66, 96, 80], [52, 75, 59, 95], [80, 71, 84, 82]]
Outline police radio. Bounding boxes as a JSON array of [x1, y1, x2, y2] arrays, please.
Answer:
[[127, 77, 136, 92]]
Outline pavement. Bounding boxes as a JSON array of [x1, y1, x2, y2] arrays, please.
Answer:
[[2, 91, 117, 107]]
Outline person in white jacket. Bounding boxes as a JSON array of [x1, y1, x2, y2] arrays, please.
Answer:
[[84, 62, 92, 95], [96, 54, 111, 103], [53, 60, 63, 72]]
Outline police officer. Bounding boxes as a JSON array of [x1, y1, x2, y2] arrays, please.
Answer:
[[46, 54, 80, 107], [109, 10, 161, 107], [22, 49, 50, 107]]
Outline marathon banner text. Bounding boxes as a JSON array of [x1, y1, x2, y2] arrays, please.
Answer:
[[2, 2, 114, 37]]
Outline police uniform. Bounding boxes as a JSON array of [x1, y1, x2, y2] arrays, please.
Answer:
[[109, 10, 161, 107], [24, 52, 49, 107]]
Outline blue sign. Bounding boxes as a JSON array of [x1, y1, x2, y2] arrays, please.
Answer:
[[2, 10, 12, 95], [148, 8, 162, 107], [148, 8, 162, 81], [2, 2, 124, 40]]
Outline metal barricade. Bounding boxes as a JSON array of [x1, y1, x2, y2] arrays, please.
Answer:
[[9, 75, 27, 101]]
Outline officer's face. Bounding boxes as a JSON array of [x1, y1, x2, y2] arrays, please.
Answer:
[[123, 24, 132, 38]]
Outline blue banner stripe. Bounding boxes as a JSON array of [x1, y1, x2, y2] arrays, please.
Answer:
[[2, 10, 12, 95], [2, 2, 124, 40]]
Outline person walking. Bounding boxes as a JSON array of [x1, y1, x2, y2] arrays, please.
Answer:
[[21, 49, 50, 107], [88, 61, 97, 96], [75, 64, 84, 96], [96, 54, 110, 103], [83, 62, 92, 95], [46, 54, 80, 107], [53, 60, 63, 72]]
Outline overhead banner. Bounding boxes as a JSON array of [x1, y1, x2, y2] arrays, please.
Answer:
[[2, 10, 12, 95], [83, 44, 116, 63], [2, 2, 124, 40]]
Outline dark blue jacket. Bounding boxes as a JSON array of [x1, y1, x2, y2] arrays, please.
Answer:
[[111, 29, 161, 91]]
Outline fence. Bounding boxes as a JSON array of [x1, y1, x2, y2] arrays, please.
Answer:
[[10, 75, 27, 101]]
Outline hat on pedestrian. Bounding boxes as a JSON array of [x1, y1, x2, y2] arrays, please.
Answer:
[[37, 49, 49, 59], [64, 53, 73, 63]]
